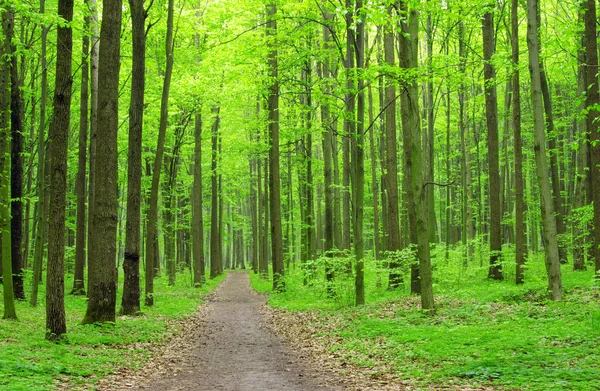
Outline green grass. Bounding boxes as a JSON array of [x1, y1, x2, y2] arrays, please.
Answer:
[[251, 246, 600, 390], [0, 269, 224, 391]]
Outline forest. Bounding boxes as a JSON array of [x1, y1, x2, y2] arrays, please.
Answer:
[[1, 0, 600, 389]]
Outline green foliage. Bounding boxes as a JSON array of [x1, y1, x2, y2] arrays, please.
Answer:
[[252, 248, 600, 390], [0, 270, 224, 391]]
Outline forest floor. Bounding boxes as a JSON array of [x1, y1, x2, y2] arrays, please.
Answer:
[[99, 271, 345, 391]]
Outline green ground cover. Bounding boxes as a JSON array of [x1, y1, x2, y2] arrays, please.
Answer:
[[252, 247, 600, 390], [0, 270, 224, 391]]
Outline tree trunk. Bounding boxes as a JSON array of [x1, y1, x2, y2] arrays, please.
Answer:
[[526, 0, 562, 300], [584, 0, 600, 275], [82, 0, 122, 323], [72, 3, 90, 296], [30, 0, 48, 307], [210, 107, 222, 278], [145, 0, 174, 305], [399, 0, 434, 311], [87, 0, 99, 298], [8, 8, 25, 301], [121, 0, 145, 315], [512, 0, 527, 284], [352, 0, 365, 305], [482, 4, 503, 280], [266, 0, 284, 291], [45, 0, 75, 335], [192, 113, 205, 286], [342, 1, 354, 254], [384, 15, 403, 289], [1, 8, 17, 320]]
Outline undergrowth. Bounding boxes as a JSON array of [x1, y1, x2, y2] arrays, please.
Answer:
[[251, 245, 600, 390], [0, 269, 224, 391]]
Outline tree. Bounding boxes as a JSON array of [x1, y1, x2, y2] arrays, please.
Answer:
[[583, 0, 600, 275], [82, 0, 123, 323], [482, 2, 503, 281], [46, 0, 75, 338], [1, 7, 17, 320], [121, 0, 146, 315], [511, 0, 526, 284], [526, 0, 561, 300], [192, 111, 205, 286], [8, 6, 25, 301], [72, 0, 91, 296], [210, 107, 222, 278], [266, 0, 284, 291], [383, 11, 402, 290], [145, 0, 175, 305], [398, 0, 434, 311]]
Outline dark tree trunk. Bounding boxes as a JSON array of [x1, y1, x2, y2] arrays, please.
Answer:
[[72, 4, 90, 296], [482, 4, 503, 280], [45, 0, 74, 336], [512, 0, 527, 284], [82, 0, 122, 323], [121, 0, 145, 315], [145, 0, 174, 305], [9, 9, 25, 301], [584, 0, 600, 274], [383, 16, 402, 289], [193, 113, 205, 286], [210, 107, 222, 278]]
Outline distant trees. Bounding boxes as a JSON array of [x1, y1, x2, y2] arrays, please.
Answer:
[[6, 0, 600, 338]]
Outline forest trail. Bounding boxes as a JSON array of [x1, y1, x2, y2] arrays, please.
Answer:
[[111, 271, 342, 391]]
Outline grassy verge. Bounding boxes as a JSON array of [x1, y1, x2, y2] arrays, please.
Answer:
[[251, 248, 600, 390], [0, 270, 224, 391]]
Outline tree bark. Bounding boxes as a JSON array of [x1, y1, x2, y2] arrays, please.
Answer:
[[583, 0, 600, 274], [1, 8, 17, 320], [482, 3, 503, 280], [82, 0, 122, 323], [210, 107, 222, 278], [398, 0, 434, 311], [72, 3, 90, 296], [45, 0, 74, 336], [145, 0, 175, 305], [193, 113, 205, 286], [383, 16, 403, 289], [266, 0, 284, 290], [512, 0, 527, 284], [121, 0, 145, 315], [8, 8, 25, 301], [526, 0, 562, 300]]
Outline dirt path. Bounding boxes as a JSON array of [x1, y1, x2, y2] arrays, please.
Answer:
[[116, 271, 342, 391]]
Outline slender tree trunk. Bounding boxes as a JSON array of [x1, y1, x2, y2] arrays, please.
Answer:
[[145, 0, 174, 305], [30, 0, 48, 307], [352, 0, 365, 305], [45, 0, 75, 336], [192, 113, 205, 286], [72, 4, 90, 296], [8, 8, 25, 301], [526, 0, 562, 300], [210, 107, 222, 278], [583, 0, 600, 274], [425, 13, 436, 244], [267, 0, 284, 291], [342, 0, 354, 254], [82, 0, 122, 323], [1, 8, 17, 320], [512, 0, 527, 284], [320, 14, 335, 292], [87, 0, 99, 298], [482, 3, 503, 280], [121, 0, 145, 315], [384, 15, 402, 289], [399, 0, 434, 311]]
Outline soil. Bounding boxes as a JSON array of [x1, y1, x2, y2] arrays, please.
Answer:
[[104, 271, 344, 391]]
